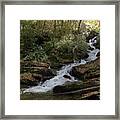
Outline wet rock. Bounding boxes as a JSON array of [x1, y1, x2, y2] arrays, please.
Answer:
[[88, 46, 94, 51], [53, 77, 100, 100], [94, 35, 100, 49], [70, 58, 100, 80], [96, 51, 100, 57], [82, 53, 89, 59], [86, 31, 99, 42], [63, 75, 71, 80], [53, 78, 100, 94], [42, 76, 54, 81]]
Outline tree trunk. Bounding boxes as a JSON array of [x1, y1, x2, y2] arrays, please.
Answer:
[[78, 20, 82, 33]]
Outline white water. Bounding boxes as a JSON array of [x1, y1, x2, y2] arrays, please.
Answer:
[[23, 36, 100, 93]]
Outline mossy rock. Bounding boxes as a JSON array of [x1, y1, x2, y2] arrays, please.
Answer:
[[53, 78, 100, 94]]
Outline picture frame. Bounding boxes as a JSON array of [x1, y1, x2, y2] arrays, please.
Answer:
[[0, 0, 119, 119]]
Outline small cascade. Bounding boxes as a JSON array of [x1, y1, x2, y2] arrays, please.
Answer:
[[23, 36, 100, 93]]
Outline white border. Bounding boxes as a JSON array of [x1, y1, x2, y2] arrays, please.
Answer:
[[5, 5, 115, 115]]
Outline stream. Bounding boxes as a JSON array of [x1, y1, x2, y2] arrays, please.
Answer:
[[23, 36, 100, 93]]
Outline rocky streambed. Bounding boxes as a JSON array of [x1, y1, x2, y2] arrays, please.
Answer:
[[20, 36, 100, 100], [20, 57, 100, 100]]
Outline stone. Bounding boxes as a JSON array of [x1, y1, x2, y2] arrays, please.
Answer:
[[20, 73, 41, 87], [20, 61, 55, 88], [53, 78, 100, 94], [63, 75, 71, 80], [32, 73, 42, 80], [20, 60, 49, 68], [96, 51, 100, 57], [70, 58, 100, 80]]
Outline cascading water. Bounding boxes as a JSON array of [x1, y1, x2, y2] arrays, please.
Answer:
[[23, 36, 100, 93]]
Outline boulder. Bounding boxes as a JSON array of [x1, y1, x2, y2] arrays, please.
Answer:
[[70, 58, 100, 80], [20, 73, 41, 87], [96, 51, 100, 57], [88, 46, 94, 51], [82, 53, 89, 59], [53, 78, 100, 94], [94, 35, 100, 49], [20, 61, 55, 88], [63, 75, 72, 80]]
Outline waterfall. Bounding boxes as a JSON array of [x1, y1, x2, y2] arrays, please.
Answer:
[[23, 36, 100, 93]]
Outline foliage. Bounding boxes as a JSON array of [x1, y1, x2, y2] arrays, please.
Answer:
[[55, 34, 88, 60], [23, 46, 49, 62], [83, 20, 100, 33], [20, 20, 100, 67]]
